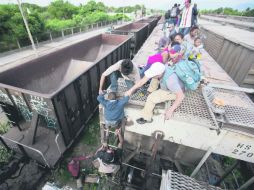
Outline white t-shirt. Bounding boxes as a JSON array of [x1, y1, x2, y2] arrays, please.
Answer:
[[179, 5, 194, 28], [103, 60, 140, 82]]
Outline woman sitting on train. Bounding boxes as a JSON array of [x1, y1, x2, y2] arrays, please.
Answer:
[[139, 42, 181, 77], [173, 32, 193, 60]]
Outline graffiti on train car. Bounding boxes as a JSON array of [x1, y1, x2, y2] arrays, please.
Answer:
[[0, 89, 13, 105], [29, 95, 57, 128], [12, 94, 32, 121], [0, 88, 57, 129]]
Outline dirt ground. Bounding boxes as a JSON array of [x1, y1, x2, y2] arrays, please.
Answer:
[[41, 114, 102, 189]]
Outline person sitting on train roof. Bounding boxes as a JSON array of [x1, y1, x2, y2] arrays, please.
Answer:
[[126, 47, 185, 124], [139, 42, 181, 78], [99, 59, 140, 94], [94, 129, 123, 175], [184, 26, 199, 45], [157, 22, 177, 51], [173, 32, 193, 60], [189, 37, 204, 60], [97, 92, 129, 129], [125, 62, 166, 98]]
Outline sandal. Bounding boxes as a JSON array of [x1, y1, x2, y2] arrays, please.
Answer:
[[136, 118, 153, 124]]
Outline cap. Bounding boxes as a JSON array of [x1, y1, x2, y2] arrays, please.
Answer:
[[169, 44, 181, 54], [144, 62, 165, 79]]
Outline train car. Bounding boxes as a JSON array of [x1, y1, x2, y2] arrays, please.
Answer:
[[0, 33, 131, 168]]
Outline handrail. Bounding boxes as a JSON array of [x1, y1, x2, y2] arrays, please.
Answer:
[[0, 20, 122, 55], [55, 133, 63, 155], [0, 135, 50, 167]]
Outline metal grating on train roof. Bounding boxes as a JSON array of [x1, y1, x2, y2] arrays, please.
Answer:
[[160, 170, 223, 190], [168, 89, 219, 130], [117, 79, 219, 129], [203, 86, 254, 129], [117, 78, 149, 106]]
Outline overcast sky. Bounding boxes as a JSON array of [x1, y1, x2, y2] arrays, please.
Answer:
[[1, 0, 254, 10]]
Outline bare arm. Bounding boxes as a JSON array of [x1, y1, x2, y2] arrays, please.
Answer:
[[95, 144, 105, 156], [125, 76, 150, 96], [99, 74, 106, 94], [161, 51, 169, 64], [164, 90, 185, 120], [99, 61, 121, 94], [116, 129, 123, 148]]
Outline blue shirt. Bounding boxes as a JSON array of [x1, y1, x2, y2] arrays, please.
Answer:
[[161, 66, 185, 93], [97, 94, 129, 122]]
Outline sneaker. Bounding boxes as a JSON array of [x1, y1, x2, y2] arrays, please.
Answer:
[[136, 118, 153, 124]]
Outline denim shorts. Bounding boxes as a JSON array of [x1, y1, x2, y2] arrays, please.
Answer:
[[105, 119, 121, 128]]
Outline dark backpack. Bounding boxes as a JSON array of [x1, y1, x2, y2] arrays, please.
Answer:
[[170, 7, 177, 17], [165, 10, 171, 19], [193, 7, 198, 16]]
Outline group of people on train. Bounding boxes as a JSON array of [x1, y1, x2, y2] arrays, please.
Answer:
[[94, 0, 203, 175]]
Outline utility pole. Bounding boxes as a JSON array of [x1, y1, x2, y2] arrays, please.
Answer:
[[17, 0, 37, 54], [122, 6, 124, 22]]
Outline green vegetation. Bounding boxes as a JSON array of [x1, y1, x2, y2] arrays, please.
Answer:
[[0, 145, 12, 163], [80, 116, 100, 146], [0, 121, 10, 134], [222, 157, 244, 188], [201, 7, 254, 17], [49, 115, 101, 186], [112, 4, 146, 14], [0, 0, 145, 53]]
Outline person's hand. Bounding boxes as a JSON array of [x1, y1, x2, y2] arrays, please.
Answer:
[[125, 89, 132, 97], [99, 89, 104, 95], [102, 143, 108, 148], [164, 109, 174, 120], [114, 128, 121, 136]]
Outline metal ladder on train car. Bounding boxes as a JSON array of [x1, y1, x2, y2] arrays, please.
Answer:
[[98, 105, 126, 148]]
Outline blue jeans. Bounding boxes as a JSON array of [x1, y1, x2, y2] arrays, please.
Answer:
[[162, 19, 171, 30], [139, 64, 152, 78], [110, 71, 134, 92], [170, 18, 177, 25], [180, 27, 191, 36]]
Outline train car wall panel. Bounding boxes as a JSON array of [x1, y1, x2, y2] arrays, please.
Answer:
[[218, 41, 242, 73], [0, 33, 132, 167], [228, 46, 249, 80], [136, 18, 158, 36], [124, 106, 254, 163], [239, 51, 254, 87], [124, 130, 207, 166], [243, 62, 254, 88], [202, 29, 224, 60], [113, 23, 149, 54], [202, 28, 254, 88]]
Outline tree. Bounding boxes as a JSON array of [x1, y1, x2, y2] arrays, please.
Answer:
[[45, 19, 75, 31], [79, 1, 97, 15], [47, 0, 78, 19], [97, 2, 107, 12], [9, 11, 45, 40]]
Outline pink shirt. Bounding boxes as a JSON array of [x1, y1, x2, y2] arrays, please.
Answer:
[[147, 48, 169, 65]]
